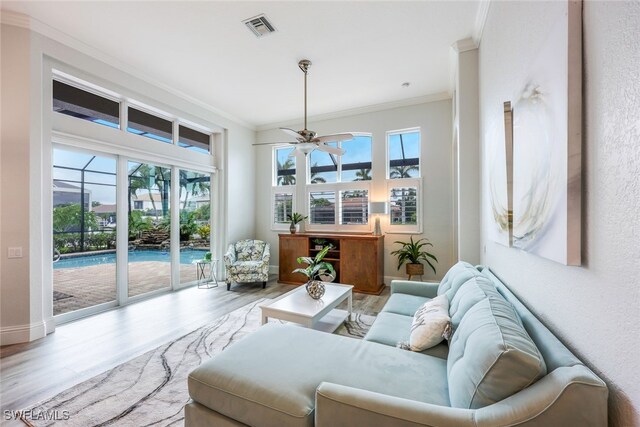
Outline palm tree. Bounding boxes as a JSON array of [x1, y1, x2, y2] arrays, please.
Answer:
[[179, 171, 210, 210], [354, 168, 372, 181], [390, 165, 419, 179], [310, 162, 327, 184], [277, 159, 296, 185], [153, 166, 171, 218]]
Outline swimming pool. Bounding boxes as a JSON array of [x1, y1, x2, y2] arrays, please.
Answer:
[[54, 249, 209, 269]]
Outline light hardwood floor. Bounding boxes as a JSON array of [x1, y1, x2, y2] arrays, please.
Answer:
[[0, 278, 390, 419]]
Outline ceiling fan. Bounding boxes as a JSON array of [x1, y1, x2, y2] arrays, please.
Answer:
[[253, 59, 353, 157]]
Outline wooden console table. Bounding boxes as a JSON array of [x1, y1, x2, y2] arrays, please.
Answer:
[[279, 233, 384, 294]]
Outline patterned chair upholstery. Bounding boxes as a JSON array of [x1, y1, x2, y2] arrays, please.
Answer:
[[223, 239, 270, 291]]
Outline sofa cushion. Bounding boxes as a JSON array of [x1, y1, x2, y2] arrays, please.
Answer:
[[409, 294, 450, 351], [381, 293, 430, 317], [447, 297, 547, 409], [235, 239, 266, 261], [449, 275, 504, 329], [189, 324, 450, 427], [227, 260, 264, 275], [363, 312, 449, 359], [437, 261, 482, 301]]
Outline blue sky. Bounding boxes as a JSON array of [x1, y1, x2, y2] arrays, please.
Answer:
[[54, 149, 117, 205], [388, 130, 420, 161]]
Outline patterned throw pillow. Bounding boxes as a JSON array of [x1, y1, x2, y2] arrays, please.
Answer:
[[409, 294, 451, 351]]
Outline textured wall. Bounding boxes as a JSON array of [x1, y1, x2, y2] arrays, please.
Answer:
[[479, 2, 640, 425]]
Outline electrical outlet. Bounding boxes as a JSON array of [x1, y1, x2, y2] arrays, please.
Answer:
[[8, 247, 23, 258]]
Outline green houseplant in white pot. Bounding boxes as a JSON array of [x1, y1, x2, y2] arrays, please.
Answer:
[[287, 212, 307, 234], [293, 245, 336, 299], [390, 236, 438, 279]]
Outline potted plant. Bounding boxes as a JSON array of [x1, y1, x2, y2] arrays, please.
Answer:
[[293, 245, 336, 299], [312, 238, 327, 250], [390, 236, 438, 279], [287, 212, 308, 234]]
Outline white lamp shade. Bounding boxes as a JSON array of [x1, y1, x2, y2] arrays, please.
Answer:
[[370, 202, 388, 215]]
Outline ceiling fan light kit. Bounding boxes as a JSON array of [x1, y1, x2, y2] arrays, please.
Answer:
[[253, 59, 353, 156]]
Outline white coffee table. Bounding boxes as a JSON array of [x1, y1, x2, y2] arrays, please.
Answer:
[[260, 283, 353, 333]]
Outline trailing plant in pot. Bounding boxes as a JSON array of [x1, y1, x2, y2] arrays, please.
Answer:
[[287, 212, 308, 234], [391, 236, 438, 279], [293, 245, 336, 299]]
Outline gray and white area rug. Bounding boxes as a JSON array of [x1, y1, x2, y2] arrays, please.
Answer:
[[20, 300, 375, 427]]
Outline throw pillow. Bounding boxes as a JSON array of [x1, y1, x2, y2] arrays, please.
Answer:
[[409, 294, 451, 351]]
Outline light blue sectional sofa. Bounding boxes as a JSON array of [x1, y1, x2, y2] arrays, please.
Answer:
[[185, 262, 608, 427]]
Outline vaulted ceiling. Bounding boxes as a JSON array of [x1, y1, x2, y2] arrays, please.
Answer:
[[2, 1, 481, 127]]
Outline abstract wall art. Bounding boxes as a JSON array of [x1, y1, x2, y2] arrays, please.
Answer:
[[511, 0, 582, 265]]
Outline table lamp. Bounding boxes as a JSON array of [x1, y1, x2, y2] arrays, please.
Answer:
[[370, 202, 388, 236]]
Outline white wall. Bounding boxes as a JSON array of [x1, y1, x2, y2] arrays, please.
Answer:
[[0, 20, 255, 344], [0, 25, 33, 343], [255, 100, 455, 282], [479, 2, 640, 425]]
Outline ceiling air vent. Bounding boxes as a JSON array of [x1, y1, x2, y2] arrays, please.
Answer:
[[243, 14, 276, 38]]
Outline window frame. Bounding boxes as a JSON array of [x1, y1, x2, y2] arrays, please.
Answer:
[[271, 146, 297, 230], [306, 133, 373, 185], [303, 133, 373, 232], [52, 71, 216, 158], [271, 187, 296, 230], [386, 127, 421, 180], [386, 177, 422, 234], [305, 180, 371, 233]]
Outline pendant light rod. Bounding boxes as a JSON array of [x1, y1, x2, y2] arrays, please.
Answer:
[[298, 59, 311, 131]]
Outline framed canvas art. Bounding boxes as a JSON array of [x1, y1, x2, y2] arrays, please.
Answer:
[[511, 0, 582, 265]]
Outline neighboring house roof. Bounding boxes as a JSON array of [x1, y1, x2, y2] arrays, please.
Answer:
[[132, 192, 162, 202], [53, 180, 82, 190], [93, 204, 117, 213]]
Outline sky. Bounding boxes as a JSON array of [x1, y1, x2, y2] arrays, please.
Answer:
[[54, 148, 210, 206], [276, 131, 420, 183]]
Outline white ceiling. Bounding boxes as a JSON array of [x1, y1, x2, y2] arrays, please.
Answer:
[[2, 1, 481, 127]]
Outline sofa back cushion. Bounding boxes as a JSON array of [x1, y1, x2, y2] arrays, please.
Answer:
[[437, 261, 482, 301], [447, 297, 547, 409], [449, 275, 503, 329], [235, 240, 266, 261]]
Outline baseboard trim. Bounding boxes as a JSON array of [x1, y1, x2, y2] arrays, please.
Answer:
[[0, 321, 46, 346]]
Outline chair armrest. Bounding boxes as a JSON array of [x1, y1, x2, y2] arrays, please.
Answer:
[[223, 244, 236, 266], [261, 243, 271, 265], [391, 280, 439, 298], [315, 382, 475, 427]]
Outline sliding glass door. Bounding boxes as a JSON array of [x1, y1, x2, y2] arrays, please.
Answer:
[[127, 161, 172, 297], [52, 148, 216, 321], [179, 170, 212, 285], [52, 148, 117, 316]]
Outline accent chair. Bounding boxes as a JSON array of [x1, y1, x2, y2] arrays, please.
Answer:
[[223, 239, 270, 291]]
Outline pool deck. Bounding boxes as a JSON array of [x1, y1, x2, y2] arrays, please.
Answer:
[[54, 262, 210, 315]]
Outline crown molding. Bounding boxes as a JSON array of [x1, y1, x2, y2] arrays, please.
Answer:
[[0, 10, 254, 130], [256, 92, 451, 131], [473, 0, 491, 46], [451, 37, 478, 54], [0, 9, 30, 28]]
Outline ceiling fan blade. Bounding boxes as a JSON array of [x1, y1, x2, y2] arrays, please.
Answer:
[[316, 143, 345, 156], [314, 133, 354, 143], [280, 127, 304, 141], [252, 142, 298, 146]]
